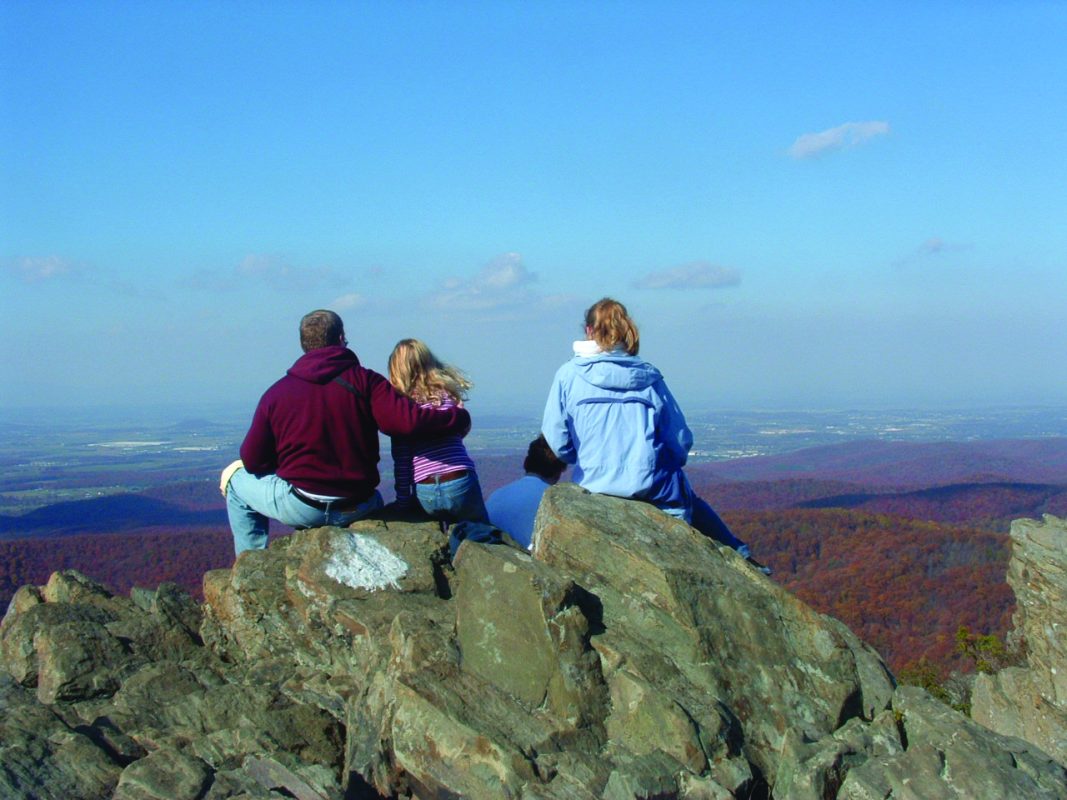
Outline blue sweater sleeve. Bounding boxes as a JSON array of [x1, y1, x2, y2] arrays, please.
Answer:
[[656, 379, 694, 467], [541, 365, 577, 464]]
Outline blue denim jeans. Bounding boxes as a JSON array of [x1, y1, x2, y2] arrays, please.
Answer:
[[653, 476, 749, 556], [225, 468, 383, 555], [691, 495, 748, 555], [414, 471, 489, 525]]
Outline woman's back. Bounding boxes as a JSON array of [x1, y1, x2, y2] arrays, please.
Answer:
[[401, 395, 475, 482], [540, 298, 771, 573], [388, 339, 485, 523], [543, 343, 692, 506]]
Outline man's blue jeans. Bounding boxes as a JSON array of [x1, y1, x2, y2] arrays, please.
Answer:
[[225, 468, 383, 555], [414, 471, 489, 524]]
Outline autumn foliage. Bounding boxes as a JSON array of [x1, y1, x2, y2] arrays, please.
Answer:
[[0, 526, 233, 603], [724, 508, 1014, 674]]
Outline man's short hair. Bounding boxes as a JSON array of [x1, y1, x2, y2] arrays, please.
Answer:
[[300, 310, 345, 352], [524, 435, 566, 481]]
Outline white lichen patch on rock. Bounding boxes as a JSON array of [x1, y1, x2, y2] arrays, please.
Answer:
[[323, 533, 408, 591]]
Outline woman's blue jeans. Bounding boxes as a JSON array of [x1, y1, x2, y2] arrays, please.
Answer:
[[691, 495, 748, 554], [414, 471, 489, 524], [225, 468, 383, 555], [655, 478, 749, 555]]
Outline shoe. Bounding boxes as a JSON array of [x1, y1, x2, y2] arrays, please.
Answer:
[[746, 556, 772, 576]]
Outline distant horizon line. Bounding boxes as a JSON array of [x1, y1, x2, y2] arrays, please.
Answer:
[[4, 401, 1067, 424]]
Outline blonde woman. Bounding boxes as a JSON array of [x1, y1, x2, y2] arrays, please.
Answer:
[[388, 339, 488, 524], [542, 298, 770, 573]]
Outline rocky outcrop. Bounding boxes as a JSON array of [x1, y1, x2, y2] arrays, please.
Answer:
[[972, 513, 1067, 765], [2, 484, 1065, 799]]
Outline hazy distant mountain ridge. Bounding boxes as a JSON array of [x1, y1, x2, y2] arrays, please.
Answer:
[[0, 494, 223, 537], [7, 437, 1067, 537], [695, 437, 1067, 486]]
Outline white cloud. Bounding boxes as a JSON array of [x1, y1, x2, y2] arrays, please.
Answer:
[[2, 256, 77, 283], [425, 253, 539, 312], [634, 261, 741, 290], [788, 121, 890, 159], [330, 292, 367, 311]]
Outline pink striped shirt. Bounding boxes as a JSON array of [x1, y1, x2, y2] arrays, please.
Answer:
[[391, 396, 476, 506]]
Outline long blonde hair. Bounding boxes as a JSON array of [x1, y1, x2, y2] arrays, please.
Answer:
[[585, 297, 640, 355], [388, 338, 472, 405]]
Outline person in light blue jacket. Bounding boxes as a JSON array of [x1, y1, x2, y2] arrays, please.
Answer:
[[542, 297, 770, 573]]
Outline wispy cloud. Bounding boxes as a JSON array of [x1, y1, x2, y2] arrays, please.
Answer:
[[918, 237, 952, 255], [421, 253, 574, 319], [426, 253, 537, 312], [634, 261, 741, 290], [235, 254, 349, 291], [894, 236, 971, 267], [182, 254, 350, 292], [330, 292, 367, 311], [788, 121, 890, 159], [1, 255, 79, 283], [0, 255, 158, 299]]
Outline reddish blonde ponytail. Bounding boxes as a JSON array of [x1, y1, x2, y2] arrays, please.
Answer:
[[584, 298, 639, 355]]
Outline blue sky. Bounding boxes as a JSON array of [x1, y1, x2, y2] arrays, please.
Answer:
[[2, 1, 1065, 417]]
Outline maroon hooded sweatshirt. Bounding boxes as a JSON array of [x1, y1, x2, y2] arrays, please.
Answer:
[[240, 345, 470, 499]]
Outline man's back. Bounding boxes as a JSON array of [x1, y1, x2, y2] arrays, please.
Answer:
[[242, 345, 381, 499]]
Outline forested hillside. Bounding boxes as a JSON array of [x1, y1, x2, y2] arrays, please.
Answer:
[[726, 508, 1014, 673], [0, 527, 232, 604]]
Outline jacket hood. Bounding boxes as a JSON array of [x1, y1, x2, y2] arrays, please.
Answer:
[[287, 345, 361, 384], [573, 351, 662, 391]]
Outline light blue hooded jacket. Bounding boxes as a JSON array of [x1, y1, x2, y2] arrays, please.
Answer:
[[541, 346, 693, 508]]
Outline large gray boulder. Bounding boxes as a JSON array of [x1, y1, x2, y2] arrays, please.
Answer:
[[532, 487, 895, 781], [2, 484, 1064, 798], [972, 513, 1067, 765]]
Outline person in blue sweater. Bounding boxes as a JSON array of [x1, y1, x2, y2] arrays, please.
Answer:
[[541, 297, 770, 574], [485, 434, 567, 551]]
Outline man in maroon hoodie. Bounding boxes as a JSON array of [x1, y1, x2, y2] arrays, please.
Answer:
[[222, 309, 471, 556]]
